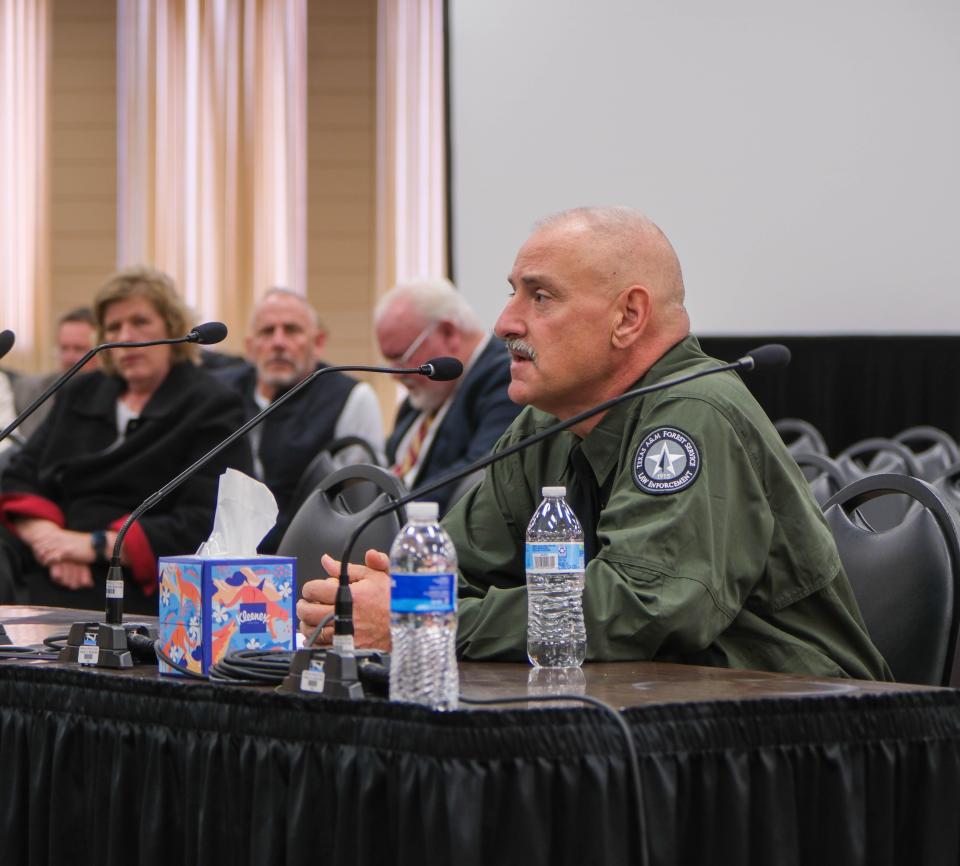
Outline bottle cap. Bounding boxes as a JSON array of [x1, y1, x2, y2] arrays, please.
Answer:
[[542, 486, 566, 498], [407, 501, 440, 521]]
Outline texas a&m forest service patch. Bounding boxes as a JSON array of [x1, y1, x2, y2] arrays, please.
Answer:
[[633, 426, 701, 495]]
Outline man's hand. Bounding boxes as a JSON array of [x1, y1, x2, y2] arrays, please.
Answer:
[[49, 561, 94, 590], [297, 549, 392, 650], [28, 527, 97, 568], [13, 518, 60, 549]]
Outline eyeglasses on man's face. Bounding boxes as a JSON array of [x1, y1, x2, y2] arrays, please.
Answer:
[[390, 320, 438, 366]]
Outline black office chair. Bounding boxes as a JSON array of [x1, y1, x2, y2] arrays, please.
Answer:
[[834, 438, 922, 530], [823, 474, 960, 687], [931, 461, 960, 514], [793, 452, 850, 506], [326, 435, 382, 465], [775, 418, 828, 460], [836, 437, 922, 475], [284, 436, 382, 521], [893, 426, 960, 482], [278, 464, 407, 597]]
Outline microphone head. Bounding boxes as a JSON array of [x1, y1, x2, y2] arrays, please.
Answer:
[[420, 357, 464, 381], [0, 329, 14, 360], [190, 321, 228, 345], [740, 343, 791, 371]]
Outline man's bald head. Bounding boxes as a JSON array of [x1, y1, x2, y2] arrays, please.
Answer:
[[496, 206, 692, 430], [532, 207, 688, 326]]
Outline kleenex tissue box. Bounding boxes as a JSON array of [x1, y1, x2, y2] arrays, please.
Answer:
[[157, 555, 297, 676]]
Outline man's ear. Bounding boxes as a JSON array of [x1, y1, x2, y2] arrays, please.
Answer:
[[611, 285, 650, 349], [313, 329, 328, 355], [437, 319, 461, 353]]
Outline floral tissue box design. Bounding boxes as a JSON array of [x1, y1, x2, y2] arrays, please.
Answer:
[[157, 555, 297, 676]]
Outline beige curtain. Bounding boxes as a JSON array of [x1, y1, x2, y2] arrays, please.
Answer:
[[117, 0, 306, 337], [0, 0, 49, 361], [375, 0, 447, 296]]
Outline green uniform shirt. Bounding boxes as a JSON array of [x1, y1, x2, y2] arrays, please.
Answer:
[[445, 336, 892, 680]]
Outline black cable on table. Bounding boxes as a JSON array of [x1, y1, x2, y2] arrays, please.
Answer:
[[153, 639, 206, 680], [42, 633, 69, 651], [209, 649, 296, 684], [0, 644, 59, 661]]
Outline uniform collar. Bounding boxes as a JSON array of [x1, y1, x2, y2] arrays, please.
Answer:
[[577, 335, 706, 490]]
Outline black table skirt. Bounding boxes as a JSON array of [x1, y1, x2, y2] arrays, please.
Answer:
[[1, 665, 959, 865]]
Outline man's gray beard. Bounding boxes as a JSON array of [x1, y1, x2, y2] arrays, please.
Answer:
[[408, 387, 446, 413], [258, 366, 308, 394]]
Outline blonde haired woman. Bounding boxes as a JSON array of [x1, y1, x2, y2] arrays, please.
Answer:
[[0, 266, 251, 613]]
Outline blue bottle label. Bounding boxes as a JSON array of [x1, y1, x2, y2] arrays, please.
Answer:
[[525, 542, 585, 573], [391, 572, 457, 613]]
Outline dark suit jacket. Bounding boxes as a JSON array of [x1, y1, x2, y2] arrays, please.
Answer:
[[386, 338, 521, 513], [0, 363, 252, 591]]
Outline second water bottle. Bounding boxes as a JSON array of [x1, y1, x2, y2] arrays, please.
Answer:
[[525, 486, 586, 668]]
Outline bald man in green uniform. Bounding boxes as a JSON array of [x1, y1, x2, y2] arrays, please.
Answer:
[[298, 206, 890, 680]]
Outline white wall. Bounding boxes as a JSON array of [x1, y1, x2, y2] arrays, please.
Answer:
[[449, 0, 960, 334]]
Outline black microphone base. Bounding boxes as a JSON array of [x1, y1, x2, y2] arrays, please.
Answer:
[[279, 647, 366, 699], [59, 620, 159, 669], [0, 624, 10, 646]]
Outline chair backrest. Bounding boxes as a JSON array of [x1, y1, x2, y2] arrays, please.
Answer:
[[931, 460, 960, 514], [893, 426, 960, 482], [775, 418, 828, 458], [836, 437, 923, 475], [327, 435, 382, 465], [278, 464, 407, 597], [793, 452, 850, 506], [284, 436, 382, 520], [822, 473, 960, 687], [834, 438, 922, 530]]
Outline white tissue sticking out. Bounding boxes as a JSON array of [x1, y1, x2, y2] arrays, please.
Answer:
[[196, 468, 279, 557]]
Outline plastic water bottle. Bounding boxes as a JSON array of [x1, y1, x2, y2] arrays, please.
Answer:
[[525, 486, 587, 668], [389, 501, 459, 710]]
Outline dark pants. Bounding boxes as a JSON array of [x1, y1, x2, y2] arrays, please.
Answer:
[[0, 524, 155, 616]]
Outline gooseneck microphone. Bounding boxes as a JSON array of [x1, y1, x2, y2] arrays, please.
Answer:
[[301, 344, 791, 698], [59, 356, 464, 668], [419, 356, 463, 381], [104, 356, 462, 623], [0, 322, 229, 446], [0, 329, 15, 361]]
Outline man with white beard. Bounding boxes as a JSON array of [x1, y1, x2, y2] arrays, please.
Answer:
[[375, 278, 519, 513]]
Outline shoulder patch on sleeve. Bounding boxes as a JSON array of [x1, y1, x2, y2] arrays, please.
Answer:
[[633, 426, 702, 495]]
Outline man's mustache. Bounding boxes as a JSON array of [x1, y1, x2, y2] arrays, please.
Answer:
[[505, 338, 536, 362]]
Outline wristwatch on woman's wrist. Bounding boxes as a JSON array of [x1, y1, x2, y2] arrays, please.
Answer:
[[90, 530, 108, 564]]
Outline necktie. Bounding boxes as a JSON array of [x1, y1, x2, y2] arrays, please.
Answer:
[[392, 410, 437, 478], [567, 443, 609, 563]]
